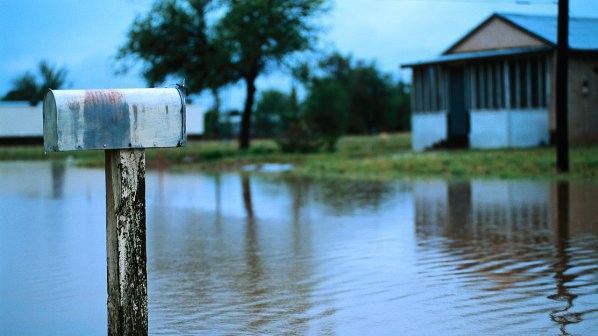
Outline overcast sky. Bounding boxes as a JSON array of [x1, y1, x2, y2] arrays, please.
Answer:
[[1, 0, 597, 110]]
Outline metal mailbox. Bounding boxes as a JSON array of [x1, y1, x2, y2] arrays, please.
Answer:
[[43, 88, 186, 152]]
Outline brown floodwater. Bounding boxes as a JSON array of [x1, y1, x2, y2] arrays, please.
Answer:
[[0, 161, 597, 335]]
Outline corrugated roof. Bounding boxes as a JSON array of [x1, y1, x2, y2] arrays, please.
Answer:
[[401, 13, 598, 68], [401, 47, 551, 68], [499, 13, 598, 50]]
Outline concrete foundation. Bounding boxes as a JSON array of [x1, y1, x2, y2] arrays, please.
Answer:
[[470, 109, 549, 148], [412, 111, 447, 150]]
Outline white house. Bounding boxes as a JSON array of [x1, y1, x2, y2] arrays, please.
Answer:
[[402, 13, 598, 150]]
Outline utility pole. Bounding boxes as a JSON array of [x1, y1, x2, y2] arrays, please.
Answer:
[[556, 0, 569, 172]]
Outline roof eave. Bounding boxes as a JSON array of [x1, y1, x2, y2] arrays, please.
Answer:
[[401, 47, 553, 68]]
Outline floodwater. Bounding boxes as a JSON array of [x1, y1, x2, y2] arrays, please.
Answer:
[[1, 161, 597, 335]]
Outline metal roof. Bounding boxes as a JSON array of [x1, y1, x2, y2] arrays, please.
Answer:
[[401, 13, 598, 68], [401, 47, 551, 68], [499, 13, 598, 51]]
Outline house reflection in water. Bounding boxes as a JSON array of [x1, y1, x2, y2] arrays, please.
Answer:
[[413, 179, 598, 334], [2, 161, 597, 335], [414, 179, 552, 241]]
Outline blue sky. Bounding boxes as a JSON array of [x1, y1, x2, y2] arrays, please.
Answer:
[[1, 0, 597, 110]]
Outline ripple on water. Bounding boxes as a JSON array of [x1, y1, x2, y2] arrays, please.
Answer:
[[2, 163, 598, 335]]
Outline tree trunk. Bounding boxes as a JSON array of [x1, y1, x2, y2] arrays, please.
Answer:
[[239, 76, 256, 150], [211, 87, 221, 113], [291, 86, 299, 118], [211, 87, 221, 136]]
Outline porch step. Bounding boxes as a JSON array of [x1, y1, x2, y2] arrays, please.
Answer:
[[430, 136, 469, 150]]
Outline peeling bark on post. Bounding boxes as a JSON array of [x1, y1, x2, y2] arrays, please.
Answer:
[[105, 149, 148, 336]]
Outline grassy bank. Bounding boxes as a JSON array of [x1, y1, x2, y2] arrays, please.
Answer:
[[1, 133, 597, 180]]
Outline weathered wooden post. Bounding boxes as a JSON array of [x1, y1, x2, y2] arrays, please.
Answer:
[[43, 88, 186, 335], [556, 0, 570, 172]]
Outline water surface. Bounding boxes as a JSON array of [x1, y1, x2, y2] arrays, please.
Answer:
[[0, 161, 597, 335]]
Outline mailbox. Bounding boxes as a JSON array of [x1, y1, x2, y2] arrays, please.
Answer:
[[43, 88, 186, 152]]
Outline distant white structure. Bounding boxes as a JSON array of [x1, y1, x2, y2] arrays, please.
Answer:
[[0, 102, 42, 138], [185, 104, 204, 138], [0, 101, 204, 141]]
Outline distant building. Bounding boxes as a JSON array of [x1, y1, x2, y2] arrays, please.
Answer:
[[0, 102, 42, 144], [185, 104, 205, 139], [0, 101, 205, 144], [402, 13, 598, 150]]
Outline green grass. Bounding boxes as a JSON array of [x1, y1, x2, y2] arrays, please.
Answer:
[[1, 133, 597, 180], [298, 146, 598, 180]]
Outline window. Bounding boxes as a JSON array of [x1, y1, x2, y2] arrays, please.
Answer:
[[468, 56, 549, 110], [413, 65, 446, 113]]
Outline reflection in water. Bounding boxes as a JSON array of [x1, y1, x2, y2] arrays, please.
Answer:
[[240, 173, 265, 331], [156, 150, 166, 203], [1, 161, 597, 335], [318, 180, 394, 215], [236, 174, 316, 334], [50, 160, 65, 199], [414, 180, 598, 335], [448, 182, 471, 234], [549, 182, 576, 335], [215, 173, 222, 215], [213, 173, 223, 236], [241, 173, 254, 219], [147, 173, 325, 335], [287, 177, 310, 257]]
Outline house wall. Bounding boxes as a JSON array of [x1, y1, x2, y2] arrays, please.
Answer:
[[568, 56, 598, 144], [412, 111, 447, 150], [470, 110, 509, 148], [510, 109, 550, 147], [449, 17, 546, 54], [470, 109, 549, 148], [547, 54, 598, 145]]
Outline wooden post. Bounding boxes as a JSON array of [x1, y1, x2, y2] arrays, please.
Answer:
[[556, 0, 570, 172], [43, 88, 186, 335], [479, 64, 485, 108], [105, 149, 148, 336], [504, 60, 511, 109], [515, 61, 521, 108], [500, 63, 504, 108], [473, 65, 478, 109], [526, 58, 532, 108]]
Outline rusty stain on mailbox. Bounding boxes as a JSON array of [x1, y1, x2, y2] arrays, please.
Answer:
[[43, 88, 186, 152]]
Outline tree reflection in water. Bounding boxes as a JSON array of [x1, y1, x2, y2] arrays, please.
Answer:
[[2, 161, 598, 335]]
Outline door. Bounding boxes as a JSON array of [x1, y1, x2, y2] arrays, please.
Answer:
[[448, 66, 469, 140]]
